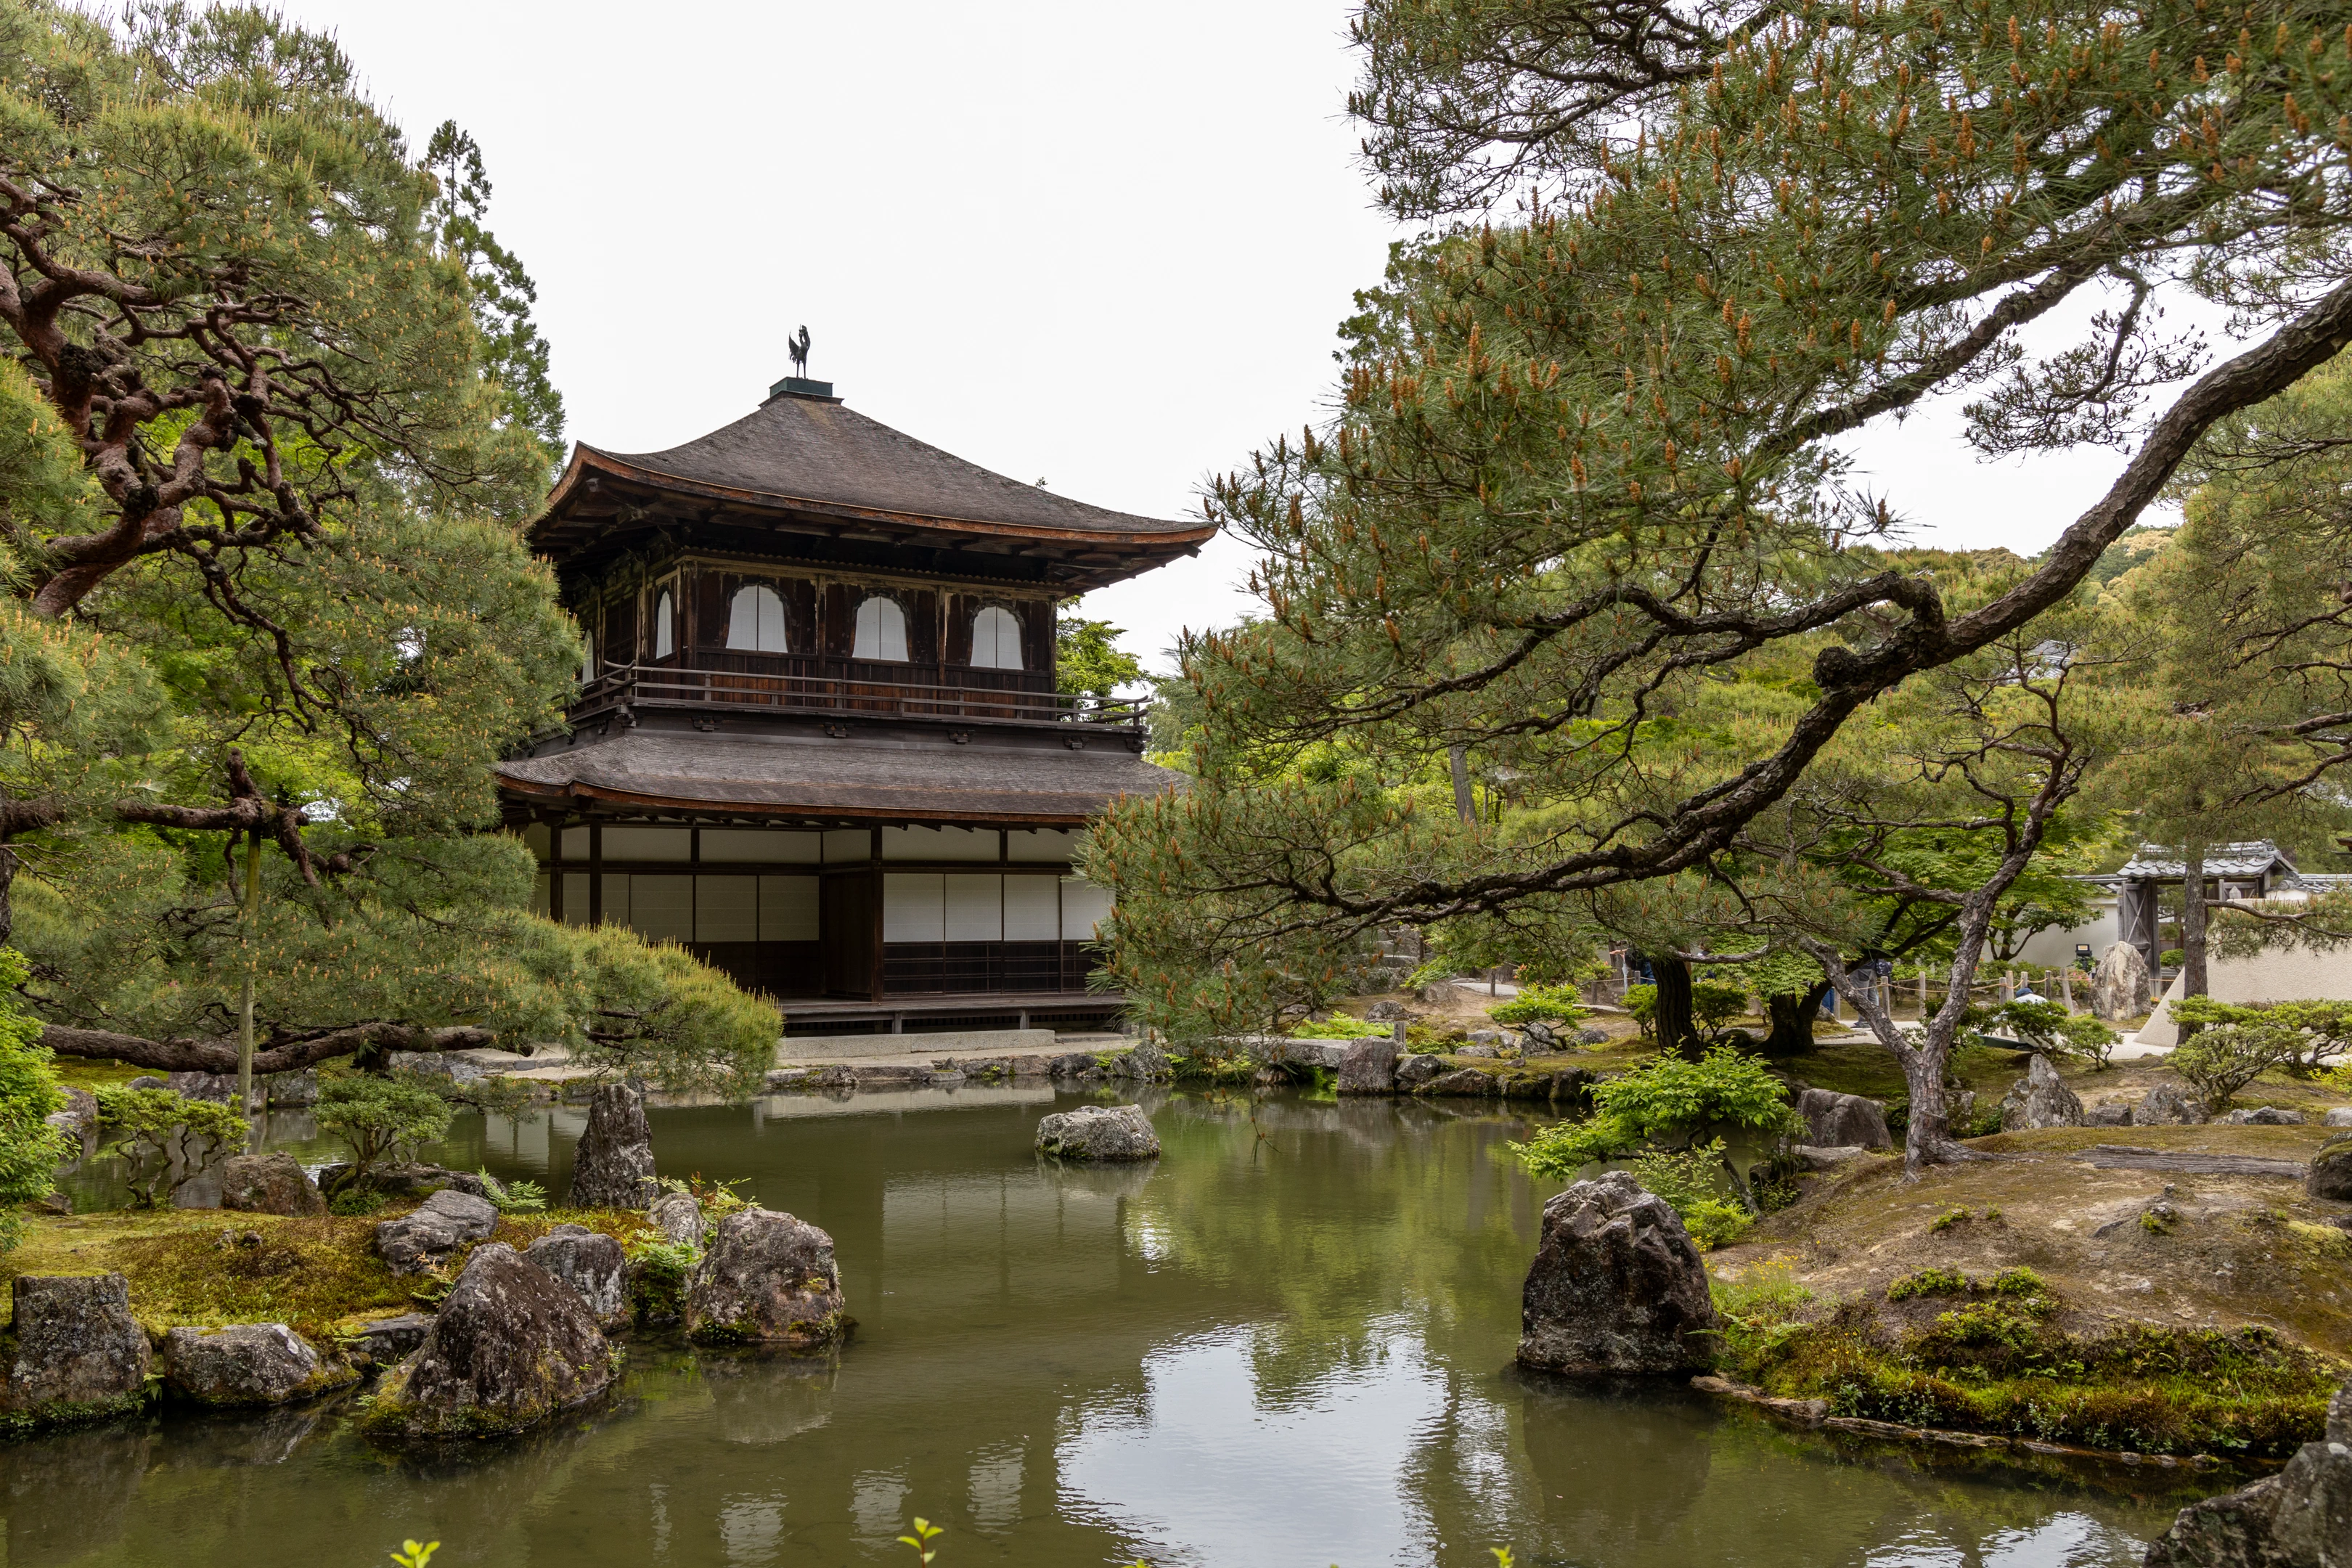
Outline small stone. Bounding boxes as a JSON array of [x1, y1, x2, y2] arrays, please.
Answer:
[[1365, 1000, 1411, 1021], [1465, 1029, 1507, 1049], [2224, 1106, 2306, 1125], [2310, 1135, 2352, 1204], [361, 1243, 614, 1440], [2083, 1102, 2133, 1127], [684, 1209, 849, 1347], [1791, 1144, 1872, 1170], [1797, 1088, 1893, 1150], [1, 1275, 151, 1421], [1395, 1055, 1444, 1090], [374, 1188, 499, 1275], [220, 1153, 327, 1217], [351, 1314, 433, 1368], [1517, 1171, 1717, 1375], [647, 1192, 705, 1248], [1998, 1055, 2084, 1131], [1034, 1104, 1160, 1161], [2326, 1107, 2352, 1128], [1415, 984, 1453, 1005], [1336, 1037, 1399, 1095], [1519, 1021, 1561, 1050], [1575, 1026, 1612, 1045], [526, 1225, 628, 1330], [161, 1323, 348, 1407], [1456, 1043, 1500, 1059], [568, 1082, 659, 1209], [762, 1066, 810, 1092]]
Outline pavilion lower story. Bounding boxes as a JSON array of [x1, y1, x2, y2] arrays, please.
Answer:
[[520, 820, 1124, 1036]]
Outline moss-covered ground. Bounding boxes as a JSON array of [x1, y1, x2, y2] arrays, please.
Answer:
[[0, 1205, 652, 1342]]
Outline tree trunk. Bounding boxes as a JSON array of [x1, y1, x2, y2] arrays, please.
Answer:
[[1760, 982, 1830, 1056], [2181, 841, 2209, 1000], [1895, 1041, 1969, 1169], [1651, 957, 1699, 1058], [1448, 746, 1475, 824], [41, 1021, 495, 1074]]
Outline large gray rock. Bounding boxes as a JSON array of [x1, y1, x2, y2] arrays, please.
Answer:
[[166, 1069, 239, 1103], [526, 1225, 628, 1329], [1336, 1037, 1399, 1095], [1034, 1103, 1160, 1161], [2086, 1102, 2135, 1127], [2138, 1081, 2208, 1127], [322, 1161, 489, 1200], [1, 1275, 150, 1423], [2311, 1137, 2352, 1204], [266, 1069, 320, 1108], [1420, 1068, 1500, 1097], [350, 1314, 433, 1371], [220, 1153, 326, 1217], [1517, 1171, 1718, 1375], [648, 1191, 705, 1248], [568, 1083, 659, 1209], [2324, 1108, 2352, 1128], [2091, 941, 2153, 1021], [1999, 1055, 2084, 1132], [1395, 1054, 1445, 1090], [42, 1085, 97, 1144], [1797, 1088, 1893, 1150], [375, 1188, 499, 1275], [361, 1243, 614, 1440], [2226, 1106, 2307, 1126], [684, 1208, 849, 1347], [161, 1323, 348, 1407], [2143, 1377, 2352, 1568]]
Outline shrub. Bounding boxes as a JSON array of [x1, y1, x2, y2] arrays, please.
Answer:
[[91, 1087, 249, 1208], [2173, 997, 2352, 1076], [0, 949, 65, 1248], [2168, 1024, 2301, 1116], [1887, 1267, 1972, 1301], [1289, 1013, 1381, 1040], [1489, 985, 1589, 1028], [314, 1071, 453, 1189], [1985, 1000, 2118, 1068], [1623, 984, 1658, 1037], [1689, 979, 1752, 1040], [1628, 1142, 1752, 1249]]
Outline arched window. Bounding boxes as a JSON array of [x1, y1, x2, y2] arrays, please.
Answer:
[[970, 605, 1024, 670], [853, 596, 908, 661], [725, 584, 788, 652], [652, 590, 675, 660]]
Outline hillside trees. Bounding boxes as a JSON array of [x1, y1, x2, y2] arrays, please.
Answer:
[[1095, 0, 2352, 1125], [0, 4, 775, 1094]]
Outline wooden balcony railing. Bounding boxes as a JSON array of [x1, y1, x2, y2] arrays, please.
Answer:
[[569, 661, 1148, 733]]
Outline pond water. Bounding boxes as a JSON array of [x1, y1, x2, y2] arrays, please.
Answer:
[[9, 1088, 2178, 1568]]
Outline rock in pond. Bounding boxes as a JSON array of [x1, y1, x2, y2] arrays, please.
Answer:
[[375, 1188, 499, 1275], [1335, 1037, 1399, 1095], [1999, 1055, 2084, 1132], [568, 1082, 660, 1209], [1517, 1171, 1717, 1376], [1395, 1054, 1445, 1090], [527, 1225, 629, 1330], [1796, 1087, 1893, 1150], [0, 1275, 151, 1428], [1419, 1068, 1500, 1097], [2311, 1135, 2352, 1204], [361, 1243, 614, 1440], [220, 1153, 327, 1217], [684, 1209, 849, 1348], [2143, 1376, 2351, 1568], [266, 1069, 320, 1108], [1034, 1104, 1160, 1161], [161, 1324, 351, 1407], [648, 1191, 705, 1248], [319, 1161, 489, 1200], [42, 1085, 97, 1145], [166, 1069, 240, 1103]]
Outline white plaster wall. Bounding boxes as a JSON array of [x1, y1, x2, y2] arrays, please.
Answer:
[[2011, 901, 2119, 970], [2136, 945, 2352, 1046]]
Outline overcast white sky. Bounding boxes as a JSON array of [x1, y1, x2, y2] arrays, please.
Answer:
[[271, 0, 2192, 676]]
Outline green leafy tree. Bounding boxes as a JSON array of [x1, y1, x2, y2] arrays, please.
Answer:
[[91, 1085, 245, 1209], [1097, 0, 2352, 1139], [2167, 1024, 2300, 1116], [1511, 1046, 1797, 1209], [0, 6, 777, 1093], [0, 948, 65, 1246], [314, 1070, 452, 1190], [1055, 608, 1145, 704]]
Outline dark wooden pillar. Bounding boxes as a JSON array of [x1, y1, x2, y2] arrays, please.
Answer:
[[868, 825, 886, 1001], [587, 820, 604, 926]]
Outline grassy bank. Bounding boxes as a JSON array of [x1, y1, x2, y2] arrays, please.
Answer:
[[1, 1206, 652, 1342]]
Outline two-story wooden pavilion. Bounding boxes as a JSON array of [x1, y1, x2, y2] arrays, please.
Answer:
[[496, 373, 1213, 1034]]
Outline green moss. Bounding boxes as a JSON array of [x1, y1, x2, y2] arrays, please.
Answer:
[[1713, 1284, 2342, 1458], [0, 1388, 149, 1438]]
